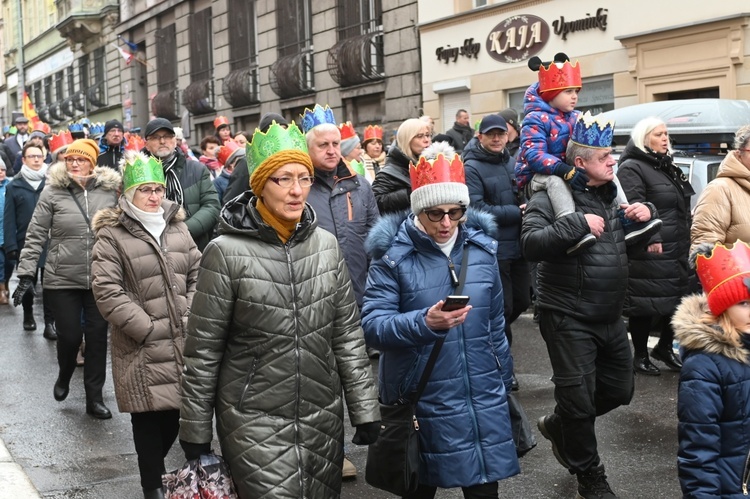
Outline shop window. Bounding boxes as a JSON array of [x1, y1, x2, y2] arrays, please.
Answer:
[[440, 91, 470, 133]]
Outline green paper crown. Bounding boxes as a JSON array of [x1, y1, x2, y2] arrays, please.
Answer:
[[247, 121, 308, 176], [121, 152, 165, 191]]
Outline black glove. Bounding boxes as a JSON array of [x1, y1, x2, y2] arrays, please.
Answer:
[[12, 277, 35, 307], [179, 439, 211, 461], [554, 164, 589, 192], [352, 421, 381, 445], [5, 250, 18, 262]]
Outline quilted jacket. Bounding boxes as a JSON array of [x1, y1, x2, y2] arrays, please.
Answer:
[[179, 192, 379, 499], [361, 210, 519, 488], [91, 198, 201, 413], [17, 162, 121, 288], [514, 82, 580, 189], [674, 294, 750, 498]]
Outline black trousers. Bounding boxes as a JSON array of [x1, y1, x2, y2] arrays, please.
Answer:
[[131, 410, 180, 490], [44, 289, 108, 402], [10, 266, 54, 323], [539, 310, 634, 474], [498, 258, 531, 346], [629, 315, 675, 355], [403, 481, 499, 499]]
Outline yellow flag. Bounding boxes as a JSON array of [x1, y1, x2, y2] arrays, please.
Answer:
[[22, 91, 41, 128]]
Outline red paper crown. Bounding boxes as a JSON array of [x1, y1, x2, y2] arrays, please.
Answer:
[[124, 133, 146, 152], [696, 241, 750, 315], [338, 122, 356, 141], [49, 130, 73, 153], [539, 60, 582, 94], [363, 125, 383, 142], [217, 140, 241, 166], [213, 116, 230, 129], [409, 154, 466, 191], [34, 122, 51, 134]]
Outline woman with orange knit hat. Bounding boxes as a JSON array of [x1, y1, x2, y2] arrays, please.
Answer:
[[178, 121, 380, 498], [674, 240, 750, 496], [12, 138, 121, 419]]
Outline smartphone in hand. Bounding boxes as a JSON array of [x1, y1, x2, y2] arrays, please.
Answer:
[[442, 295, 470, 312]]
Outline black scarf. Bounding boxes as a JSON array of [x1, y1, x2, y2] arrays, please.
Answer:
[[645, 147, 694, 196], [162, 153, 184, 210]]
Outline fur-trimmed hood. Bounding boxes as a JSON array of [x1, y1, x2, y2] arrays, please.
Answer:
[[46, 160, 122, 191], [673, 294, 750, 364], [365, 208, 498, 261], [92, 197, 186, 235]]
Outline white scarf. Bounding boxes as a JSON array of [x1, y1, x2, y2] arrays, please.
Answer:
[[126, 200, 167, 243], [415, 217, 459, 258], [19, 164, 48, 189]]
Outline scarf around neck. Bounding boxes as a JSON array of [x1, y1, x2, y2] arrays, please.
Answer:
[[162, 154, 184, 210], [256, 198, 299, 244], [126, 200, 167, 243], [19, 164, 48, 189]]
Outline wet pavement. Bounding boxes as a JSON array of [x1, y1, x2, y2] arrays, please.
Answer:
[[0, 284, 682, 498]]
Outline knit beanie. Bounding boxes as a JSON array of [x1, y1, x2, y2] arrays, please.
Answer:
[[541, 88, 565, 103], [65, 138, 99, 166], [694, 241, 750, 316], [340, 135, 360, 158], [249, 150, 313, 196], [104, 119, 124, 136], [410, 142, 470, 216]]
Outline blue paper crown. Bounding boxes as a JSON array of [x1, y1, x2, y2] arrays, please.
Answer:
[[89, 123, 105, 136], [68, 123, 84, 133], [79, 118, 91, 126], [570, 111, 615, 149], [300, 104, 336, 133]]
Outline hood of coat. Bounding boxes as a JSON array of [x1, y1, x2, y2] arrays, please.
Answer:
[[47, 160, 122, 191], [216, 190, 318, 245], [461, 136, 510, 165], [673, 294, 750, 365], [92, 197, 185, 235], [717, 151, 750, 182], [522, 82, 578, 121], [365, 208, 498, 261]]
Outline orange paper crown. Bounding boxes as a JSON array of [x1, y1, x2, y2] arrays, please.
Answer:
[[363, 125, 383, 143], [213, 116, 230, 129], [49, 130, 73, 153], [217, 140, 241, 166], [124, 132, 146, 152], [696, 241, 750, 315], [409, 154, 466, 191], [338, 122, 356, 141], [539, 60, 582, 94]]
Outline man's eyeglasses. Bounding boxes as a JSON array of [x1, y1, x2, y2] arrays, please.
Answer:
[[483, 130, 508, 138], [136, 186, 166, 196], [422, 207, 466, 222], [65, 157, 88, 165], [147, 134, 175, 142], [415, 133, 432, 140], [24, 154, 44, 160], [268, 176, 315, 189]]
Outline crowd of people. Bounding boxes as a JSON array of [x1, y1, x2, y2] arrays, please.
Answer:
[[1, 50, 750, 499]]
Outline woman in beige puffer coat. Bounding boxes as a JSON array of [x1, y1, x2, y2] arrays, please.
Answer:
[[91, 154, 201, 499]]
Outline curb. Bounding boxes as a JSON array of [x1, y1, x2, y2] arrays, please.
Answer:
[[0, 438, 42, 498]]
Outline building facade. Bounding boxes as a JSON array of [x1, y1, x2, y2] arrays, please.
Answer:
[[419, 0, 750, 132]]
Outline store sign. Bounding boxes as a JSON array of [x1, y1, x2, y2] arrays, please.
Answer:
[[436, 38, 482, 64], [486, 15, 549, 63], [552, 8, 608, 40]]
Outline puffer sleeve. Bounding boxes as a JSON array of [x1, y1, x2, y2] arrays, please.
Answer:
[[690, 180, 731, 254], [329, 244, 380, 426], [179, 240, 235, 444], [16, 188, 54, 278]]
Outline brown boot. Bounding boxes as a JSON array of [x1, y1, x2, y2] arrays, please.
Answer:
[[0, 283, 8, 305]]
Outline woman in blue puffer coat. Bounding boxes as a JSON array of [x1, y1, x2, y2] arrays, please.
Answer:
[[362, 143, 519, 498]]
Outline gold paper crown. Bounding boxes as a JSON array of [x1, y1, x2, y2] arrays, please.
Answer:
[[247, 121, 308, 176]]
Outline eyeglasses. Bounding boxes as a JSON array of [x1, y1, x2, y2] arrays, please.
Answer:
[[136, 186, 166, 196], [483, 130, 508, 138], [422, 207, 466, 222], [147, 134, 175, 142], [24, 154, 44, 160], [65, 157, 88, 165], [268, 176, 315, 189], [415, 133, 432, 140]]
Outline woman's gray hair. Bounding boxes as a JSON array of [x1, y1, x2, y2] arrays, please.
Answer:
[[631, 116, 673, 154], [733, 124, 750, 151]]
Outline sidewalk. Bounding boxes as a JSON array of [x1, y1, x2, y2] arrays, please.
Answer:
[[0, 438, 42, 498]]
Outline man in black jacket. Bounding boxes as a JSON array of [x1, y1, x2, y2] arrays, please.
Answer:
[[97, 120, 125, 170], [444, 109, 473, 153], [521, 117, 655, 499]]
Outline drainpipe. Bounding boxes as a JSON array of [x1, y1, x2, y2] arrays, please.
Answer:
[[15, 0, 25, 108]]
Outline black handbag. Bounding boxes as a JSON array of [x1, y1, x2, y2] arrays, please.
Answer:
[[365, 246, 469, 496]]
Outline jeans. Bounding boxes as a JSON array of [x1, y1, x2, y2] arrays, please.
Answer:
[[539, 310, 634, 473], [131, 410, 180, 490], [403, 481, 499, 499]]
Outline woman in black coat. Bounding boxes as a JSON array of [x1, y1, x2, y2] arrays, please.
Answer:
[[617, 117, 695, 375]]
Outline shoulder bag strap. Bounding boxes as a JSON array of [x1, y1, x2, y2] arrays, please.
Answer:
[[67, 186, 91, 230], [410, 244, 470, 405]]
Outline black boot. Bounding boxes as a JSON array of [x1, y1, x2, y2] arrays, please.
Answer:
[[23, 310, 37, 331], [43, 322, 57, 340], [651, 345, 683, 370], [143, 487, 165, 499], [633, 353, 660, 376], [86, 400, 112, 420]]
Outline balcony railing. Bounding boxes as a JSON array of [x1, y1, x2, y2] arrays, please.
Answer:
[[151, 88, 180, 121], [223, 66, 260, 108], [49, 102, 66, 122], [269, 48, 314, 100], [183, 78, 215, 115], [87, 81, 107, 108], [327, 29, 384, 88]]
